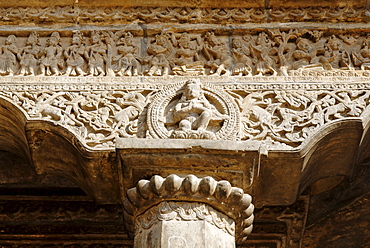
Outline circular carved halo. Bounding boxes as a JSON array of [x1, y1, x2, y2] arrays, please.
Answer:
[[147, 81, 240, 140]]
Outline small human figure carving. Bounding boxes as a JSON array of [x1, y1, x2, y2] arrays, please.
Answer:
[[353, 37, 370, 70], [39, 32, 64, 76], [231, 37, 253, 76], [168, 80, 229, 140], [320, 35, 353, 70], [0, 35, 18, 76], [85, 31, 107, 76], [113, 32, 141, 76], [64, 31, 86, 76], [292, 38, 322, 70], [17, 31, 41, 76], [250, 32, 277, 76], [171, 32, 205, 76], [174, 80, 213, 132], [146, 32, 173, 76], [203, 32, 232, 76]]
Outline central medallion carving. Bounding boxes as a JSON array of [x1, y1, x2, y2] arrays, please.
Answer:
[[147, 80, 240, 140]]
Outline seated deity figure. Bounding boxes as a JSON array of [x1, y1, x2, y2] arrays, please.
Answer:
[[39, 32, 64, 76], [113, 32, 141, 76], [0, 35, 18, 76], [320, 35, 353, 70], [146, 32, 173, 76], [64, 31, 86, 76], [17, 31, 41, 76], [292, 38, 322, 70], [171, 33, 205, 76], [203, 32, 233, 76], [84, 31, 107, 76], [231, 38, 253, 76], [173, 80, 213, 132]]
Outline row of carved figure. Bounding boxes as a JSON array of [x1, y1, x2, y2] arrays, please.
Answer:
[[2, 29, 370, 77]]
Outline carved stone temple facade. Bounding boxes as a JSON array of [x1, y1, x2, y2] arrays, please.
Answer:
[[2, 0, 370, 247]]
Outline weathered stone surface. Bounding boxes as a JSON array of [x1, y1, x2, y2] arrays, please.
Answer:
[[134, 202, 235, 248]]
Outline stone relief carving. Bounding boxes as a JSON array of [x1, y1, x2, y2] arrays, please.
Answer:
[[136, 201, 235, 236], [2, 29, 370, 77], [0, 80, 370, 150], [122, 174, 254, 244], [0, 35, 18, 76], [0, 6, 366, 24], [147, 80, 239, 140], [231, 89, 370, 147]]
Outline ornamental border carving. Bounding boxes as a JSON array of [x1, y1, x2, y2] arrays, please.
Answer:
[[122, 174, 254, 245], [135, 201, 235, 236], [147, 80, 240, 140], [0, 6, 367, 24]]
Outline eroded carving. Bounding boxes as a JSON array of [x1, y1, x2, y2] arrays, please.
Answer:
[[39, 32, 64, 76], [147, 80, 239, 140], [0, 6, 366, 24], [122, 174, 254, 244], [0, 29, 369, 77], [136, 201, 235, 236], [18, 31, 41, 76], [64, 31, 86, 76], [0, 35, 18, 76]]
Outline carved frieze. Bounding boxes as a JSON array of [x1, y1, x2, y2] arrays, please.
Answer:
[[0, 6, 367, 24], [0, 28, 369, 151], [2, 29, 370, 77], [147, 80, 239, 140], [1, 80, 370, 150]]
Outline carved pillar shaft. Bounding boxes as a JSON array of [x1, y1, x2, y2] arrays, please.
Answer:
[[134, 201, 236, 248], [122, 174, 254, 247]]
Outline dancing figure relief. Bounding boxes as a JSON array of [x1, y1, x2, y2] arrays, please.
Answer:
[[165, 80, 229, 139], [85, 31, 107, 76], [17, 31, 41, 76], [0, 35, 18, 76], [146, 32, 173, 76], [39, 32, 64, 76], [171, 32, 205, 76], [113, 32, 141, 76], [64, 31, 86, 76], [203, 31, 233, 76]]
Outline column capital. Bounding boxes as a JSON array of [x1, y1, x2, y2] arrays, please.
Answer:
[[122, 174, 254, 245]]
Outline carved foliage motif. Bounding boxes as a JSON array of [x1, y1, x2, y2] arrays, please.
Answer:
[[3, 30, 370, 77], [231, 89, 370, 147], [0, 89, 153, 148], [135, 201, 235, 236], [1, 82, 370, 149], [0, 6, 366, 24]]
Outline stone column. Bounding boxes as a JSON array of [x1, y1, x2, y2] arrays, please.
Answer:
[[122, 174, 254, 247], [134, 201, 235, 248]]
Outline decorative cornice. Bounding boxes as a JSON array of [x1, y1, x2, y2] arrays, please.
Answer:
[[0, 6, 367, 24], [122, 174, 254, 244]]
